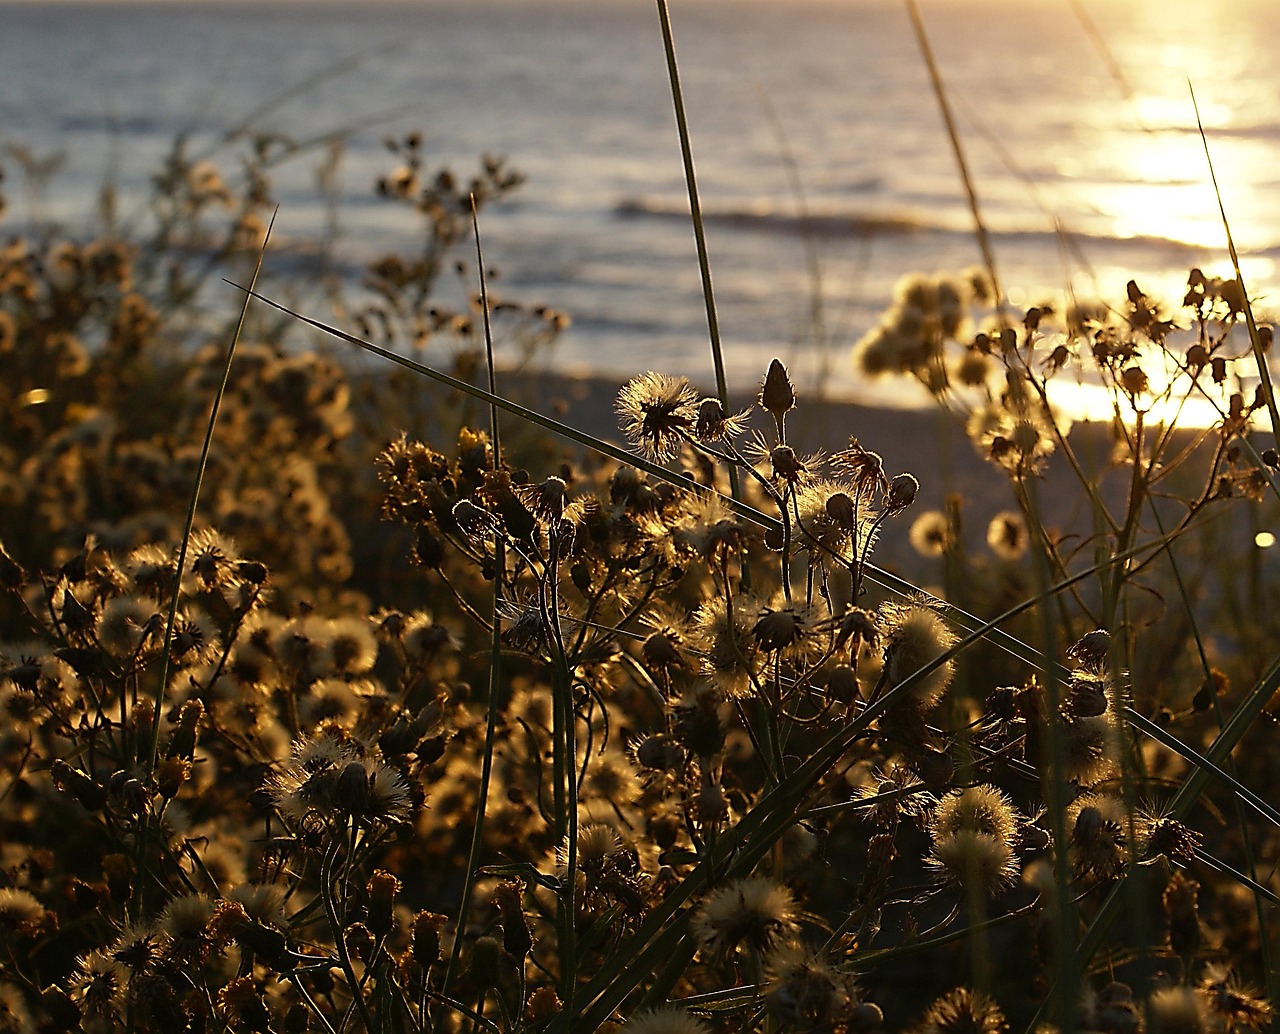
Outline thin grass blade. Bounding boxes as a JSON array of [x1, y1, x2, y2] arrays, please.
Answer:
[[147, 209, 277, 771]]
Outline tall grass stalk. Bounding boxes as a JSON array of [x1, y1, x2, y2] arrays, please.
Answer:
[[903, 0, 1005, 322], [653, 0, 743, 513], [441, 202, 509, 1014], [1188, 89, 1280, 1005], [1191, 82, 1280, 452], [146, 208, 276, 773]]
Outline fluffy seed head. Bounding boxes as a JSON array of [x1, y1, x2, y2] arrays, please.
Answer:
[[882, 604, 957, 709], [915, 987, 1009, 1034], [621, 1007, 710, 1034], [695, 875, 799, 961], [617, 372, 698, 462]]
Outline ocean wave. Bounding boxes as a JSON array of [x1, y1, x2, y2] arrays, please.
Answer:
[[616, 197, 934, 237], [615, 197, 1221, 254]]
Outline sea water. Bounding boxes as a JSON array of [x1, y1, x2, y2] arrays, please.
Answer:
[[2, 0, 1278, 410]]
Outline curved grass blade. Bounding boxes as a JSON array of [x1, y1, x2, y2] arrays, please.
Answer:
[[147, 209, 277, 771], [440, 200, 505, 1004], [1191, 81, 1280, 449]]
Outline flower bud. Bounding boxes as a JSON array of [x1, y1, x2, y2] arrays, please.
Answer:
[[492, 881, 532, 959], [412, 911, 446, 969], [366, 870, 401, 939], [760, 358, 795, 424], [156, 757, 190, 800], [467, 935, 505, 991], [885, 473, 918, 514], [345, 922, 376, 966]]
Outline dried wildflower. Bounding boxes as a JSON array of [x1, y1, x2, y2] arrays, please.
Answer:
[[669, 490, 748, 562], [412, 911, 447, 969], [519, 475, 569, 522], [825, 663, 861, 704], [986, 510, 1028, 561], [914, 987, 1008, 1034], [558, 821, 623, 879], [158, 895, 213, 963], [692, 595, 760, 698], [881, 603, 957, 709], [493, 880, 533, 958], [167, 611, 219, 668], [793, 479, 863, 562], [1147, 986, 1210, 1034], [1142, 813, 1200, 867], [956, 347, 991, 386], [621, 1006, 711, 1034], [1164, 869, 1202, 959], [1120, 365, 1149, 395], [366, 870, 401, 938], [124, 544, 177, 600], [642, 628, 686, 671], [635, 733, 685, 776], [0, 889, 45, 935], [466, 934, 505, 991], [1067, 672, 1110, 718], [695, 766, 730, 825], [753, 604, 807, 654], [1061, 705, 1119, 786], [582, 745, 641, 806], [764, 944, 862, 1029], [98, 594, 162, 658], [1066, 792, 1129, 881], [187, 529, 239, 589], [884, 473, 919, 514], [929, 824, 1019, 898], [768, 444, 810, 484], [268, 732, 412, 827], [831, 437, 889, 496], [109, 920, 161, 972], [1081, 981, 1141, 1034], [1199, 965, 1273, 1033], [694, 875, 798, 961], [71, 949, 126, 1017], [909, 510, 952, 557], [217, 976, 271, 1033], [272, 615, 333, 680], [673, 683, 727, 759], [1068, 629, 1111, 669], [694, 397, 750, 442], [326, 616, 378, 675], [967, 383, 1066, 476], [932, 785, 1020, 845], [402, 610, 454, 663], [617, 372, 698, 461]]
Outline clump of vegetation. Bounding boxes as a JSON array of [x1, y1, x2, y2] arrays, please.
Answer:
[[1, 34, 1278, 1034]]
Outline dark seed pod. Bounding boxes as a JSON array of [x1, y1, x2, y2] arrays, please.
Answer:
[[51, 761, 107, 812], [412, 911, 446, 969], [759, 358, 795, 427], [334, 762, 370, 816], [367, 870, 401, 939], [827, 665, 860, 704]]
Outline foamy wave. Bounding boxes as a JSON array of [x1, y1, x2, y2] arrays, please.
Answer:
[[615, 197, 1224, 254]]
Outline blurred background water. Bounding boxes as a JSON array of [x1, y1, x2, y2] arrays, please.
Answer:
[[2, 0, 1279, 408]]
